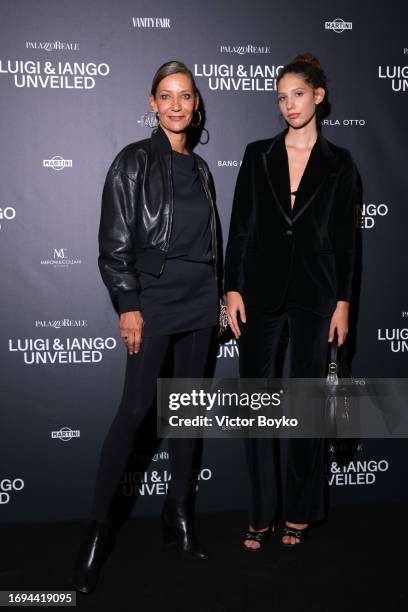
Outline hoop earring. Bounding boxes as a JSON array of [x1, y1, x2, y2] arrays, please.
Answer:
[[191, 110, 202, 128], [143, 111, 159, 128]]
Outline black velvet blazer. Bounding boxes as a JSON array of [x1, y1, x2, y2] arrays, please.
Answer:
[[224, 129, 359, 317]]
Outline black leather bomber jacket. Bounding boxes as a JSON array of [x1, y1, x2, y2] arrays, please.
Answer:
[[98, 127, 218, 313]]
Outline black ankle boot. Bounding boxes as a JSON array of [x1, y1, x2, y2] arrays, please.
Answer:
[[161, 495, 208, 560], [71, 519, 112, 593]]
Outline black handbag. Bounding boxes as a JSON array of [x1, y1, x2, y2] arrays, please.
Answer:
[[325, 339, 361, 465], [325, 339, 358, 439]]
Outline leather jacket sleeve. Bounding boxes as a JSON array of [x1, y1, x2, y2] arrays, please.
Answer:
[[98, 167, 141, 312]]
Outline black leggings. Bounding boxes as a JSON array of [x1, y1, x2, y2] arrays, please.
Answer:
[[91, 327, 214, 520]]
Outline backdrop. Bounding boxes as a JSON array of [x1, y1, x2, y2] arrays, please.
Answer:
[[1, 0, 407, 522]]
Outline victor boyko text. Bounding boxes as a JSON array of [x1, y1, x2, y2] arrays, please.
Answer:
[[157, 378, 408, 439]]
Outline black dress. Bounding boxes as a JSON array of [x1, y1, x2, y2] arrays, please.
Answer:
[[128, 150, 218, 337]]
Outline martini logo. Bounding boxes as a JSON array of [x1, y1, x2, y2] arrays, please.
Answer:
[[43, 156, 72, 170], [325, 18, 353, 33], [51, 427, 80, 441]]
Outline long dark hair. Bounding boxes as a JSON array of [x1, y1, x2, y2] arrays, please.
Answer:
[[277, 53, 330, 120]]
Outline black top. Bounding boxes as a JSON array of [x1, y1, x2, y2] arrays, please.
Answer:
[[167, 151, 213, 263], [118, 151, 217, 336]]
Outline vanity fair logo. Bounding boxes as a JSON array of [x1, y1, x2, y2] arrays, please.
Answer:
[[35, 319, 87, 329], [218, 160, 242, 167], [51, 427, 80, 441], [0, 60, 110, 89], [26, 41, 80, 52], [378, 65, 408, 92], [43, 156, 72, 170], [356, 203, 389, 229], [321, 118, 366, 127], [194, 63, 283, 92], [40, 249, 82, 268], [0, 478, 25, 505], [8, 336, 117, 365], [328, 459, 389, 485], [220, 45, 271, 55], [0, 205, 16, 230], [131, 17, 171, 28], [377, 327, 408, 352], [217, 338, 239, 359], [121, 467, 212, 497], [325, 18, 353, 33]]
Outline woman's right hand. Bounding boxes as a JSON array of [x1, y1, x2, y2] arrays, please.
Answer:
[[119, 311, 144, 355], [226, 291, 246, 339]]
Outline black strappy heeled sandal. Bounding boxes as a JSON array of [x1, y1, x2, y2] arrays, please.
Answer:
[[281, 524, 309, 548], [242, 525, 274, 552]]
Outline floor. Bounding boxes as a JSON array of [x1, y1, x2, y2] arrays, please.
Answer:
[[0, 503, 406, 612]]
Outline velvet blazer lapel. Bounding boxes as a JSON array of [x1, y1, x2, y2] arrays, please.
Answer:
[[261, 130, 335, 225]]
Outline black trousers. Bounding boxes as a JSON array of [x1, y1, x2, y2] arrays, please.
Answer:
[[239, 307, 331, 527], [91, 327, 214, 520]]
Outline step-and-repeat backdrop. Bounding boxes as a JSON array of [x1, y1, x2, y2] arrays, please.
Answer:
[[1, 0, 407, 522]]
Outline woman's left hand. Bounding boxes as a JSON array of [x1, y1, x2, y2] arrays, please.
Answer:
[[328, 301, 350, 346]]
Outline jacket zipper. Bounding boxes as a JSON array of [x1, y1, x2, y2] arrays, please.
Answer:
[[160, 153, 174, 275]]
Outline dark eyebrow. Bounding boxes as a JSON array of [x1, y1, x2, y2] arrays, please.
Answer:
[[278, 87, 306, 95]]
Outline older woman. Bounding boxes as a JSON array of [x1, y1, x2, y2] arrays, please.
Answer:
[[72, 61, 218, 593]]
